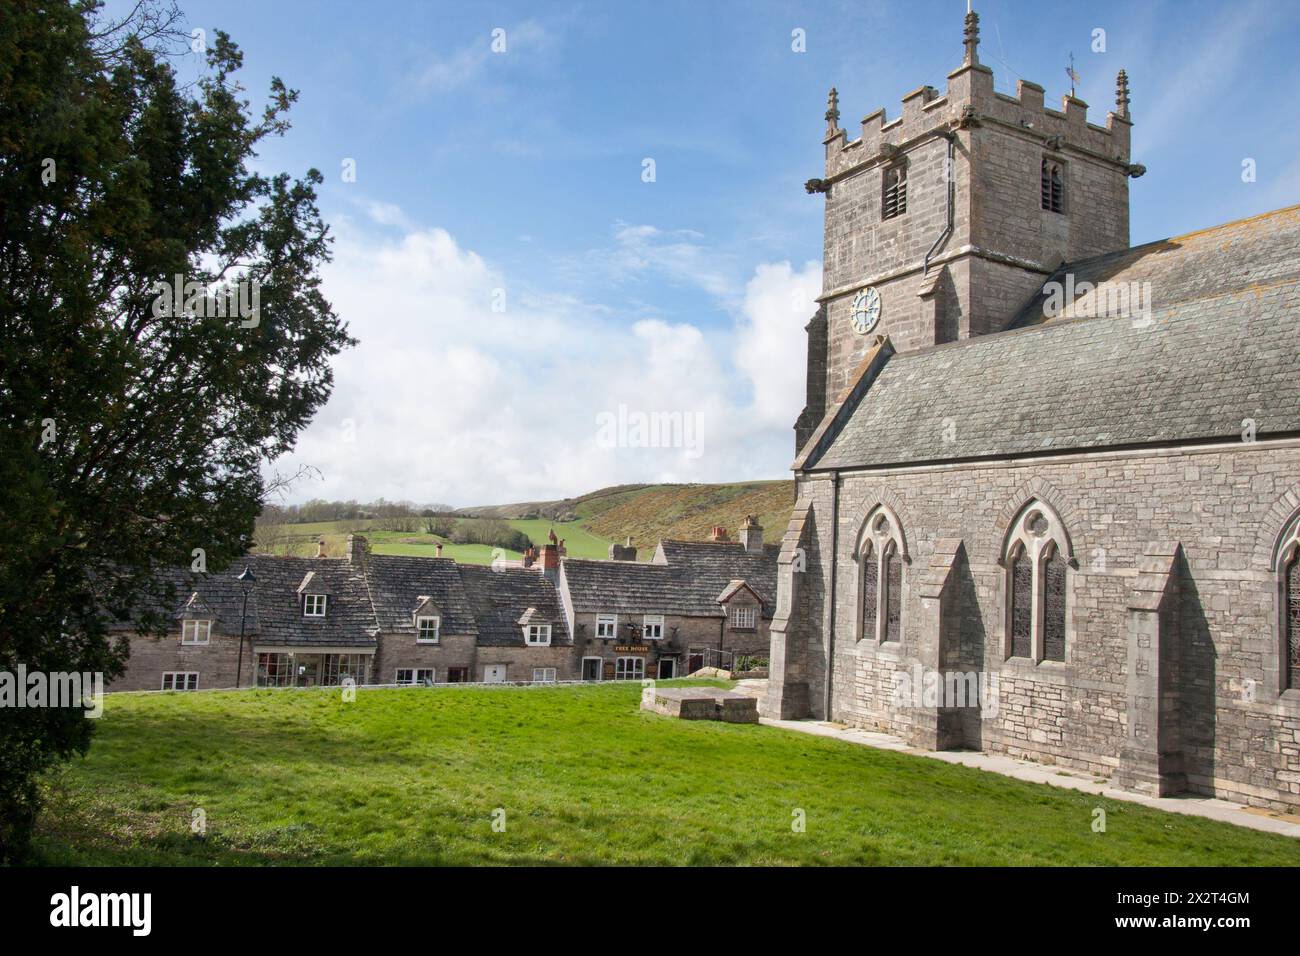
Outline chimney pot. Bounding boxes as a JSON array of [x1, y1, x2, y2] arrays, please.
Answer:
[[316, 539, 327, 558]]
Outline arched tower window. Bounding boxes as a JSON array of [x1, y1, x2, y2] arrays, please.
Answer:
[[883, 164, 907, 220], [1002, 499, 1073, 662], [1041, 158, 1064, 213], [855, 505, 908, 643]]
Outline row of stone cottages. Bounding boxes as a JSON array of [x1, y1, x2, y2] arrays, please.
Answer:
[[108, 520, 777, 691]]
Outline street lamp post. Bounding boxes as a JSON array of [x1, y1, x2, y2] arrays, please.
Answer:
[[235, 566, 256, 688]]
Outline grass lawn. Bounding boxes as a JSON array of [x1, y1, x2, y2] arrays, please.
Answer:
[[32, 682, 1300, 866]]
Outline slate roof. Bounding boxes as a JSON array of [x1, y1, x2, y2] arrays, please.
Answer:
[[560, 559, 682, 616], [241, 556, 377, 647], [810, 227, 1300, 471], [1008, 204, 1300, 330], [562, 540, 779, 619], [456, 565, 572, 646], [364, 554, 478, 638], [654, 541, 780, 618]]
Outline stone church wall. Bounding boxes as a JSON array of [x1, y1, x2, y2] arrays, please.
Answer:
[[802, 439, 1300, 811]]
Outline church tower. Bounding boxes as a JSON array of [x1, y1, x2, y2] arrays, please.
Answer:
[[795, 8, 1142, 452]]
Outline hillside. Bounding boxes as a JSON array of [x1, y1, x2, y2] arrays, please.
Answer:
[[255, 480, 796, 564], [462, 480, 796, 552]]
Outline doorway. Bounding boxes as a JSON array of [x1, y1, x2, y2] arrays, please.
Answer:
[[483, 664, 507, 683], [582, 657, 603, 681], [657, 658, 676, 680]]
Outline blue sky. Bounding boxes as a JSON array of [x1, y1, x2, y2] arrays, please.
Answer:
[[114, 0, 1300, 506]]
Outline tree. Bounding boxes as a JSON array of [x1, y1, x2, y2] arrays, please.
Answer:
[[0, 1, 354, 861]]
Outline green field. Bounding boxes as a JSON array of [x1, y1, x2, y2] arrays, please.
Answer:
[[255, 518, 612, 563], [32, 682, 1300, 866]]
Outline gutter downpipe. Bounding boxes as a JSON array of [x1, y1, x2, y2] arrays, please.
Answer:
[[923, 129, 958, 276], [823, 471, 840, 720]]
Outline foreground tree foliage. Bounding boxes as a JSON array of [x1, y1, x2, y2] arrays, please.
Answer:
[[0, 0, 353, 860]]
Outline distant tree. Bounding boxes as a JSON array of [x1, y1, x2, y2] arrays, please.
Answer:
[[0, 1, 352, 860]]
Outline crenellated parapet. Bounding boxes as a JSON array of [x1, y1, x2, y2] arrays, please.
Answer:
[[821, 8, 1137, 180]]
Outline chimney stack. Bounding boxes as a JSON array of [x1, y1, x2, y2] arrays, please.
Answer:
[[608, 536, 637, 562], [539, 543, 560, 581], [316, 539, 327, 558], [346, 533, 368, 564], [739, 515, 764, 553], [435, 543, 444, 558], [709, 525, 730, 542]]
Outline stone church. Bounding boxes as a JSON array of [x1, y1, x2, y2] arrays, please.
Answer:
[[763, 10, 1300, 812]]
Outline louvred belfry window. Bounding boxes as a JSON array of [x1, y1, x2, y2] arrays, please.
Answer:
[[1010, 548, 1033, 659], [1041, 159, 1063, 213], [1042, 550, 1067, 662], [1288, 555, 1300, 690], [883, 165, 907, 220]]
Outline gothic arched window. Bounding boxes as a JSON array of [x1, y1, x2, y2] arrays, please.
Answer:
[[1002, 499, 1073, 662], [883, 164, 907, 220], [1009, 544, 1032, 659], [855, 506, 908, 643], [1276, 514, 1300, 692], [1041, 159, 1064, 213]]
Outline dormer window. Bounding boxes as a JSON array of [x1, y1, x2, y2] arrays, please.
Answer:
[[304, 594, 327, 618], [416, 615, 441, 644], [181, 620, 211, 645], [731, 606, 756, 630], [526, 624, 552, 646], [882, 164, 907, 220], [1041, 158, 1064, 213]]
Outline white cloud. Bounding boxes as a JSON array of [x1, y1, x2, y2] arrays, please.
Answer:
[[269, 214, 821, 507], [413, 20, 557, 94]]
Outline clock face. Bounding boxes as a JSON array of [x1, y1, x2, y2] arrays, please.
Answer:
[[850, 286, 882, 334]]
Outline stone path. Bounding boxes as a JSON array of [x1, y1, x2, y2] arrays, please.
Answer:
[[755, 713, 1300, 839]]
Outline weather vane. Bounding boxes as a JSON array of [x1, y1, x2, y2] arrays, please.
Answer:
[[1066, 52, 1080, 98]]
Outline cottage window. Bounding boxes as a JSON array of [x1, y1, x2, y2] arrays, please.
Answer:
[[596, 613, 618, 639], [643, 615, 665, 640], [1041, 159, 1064, 213], [615, 657, 645, 681], [855, 506, 908, 643], [532, 667, 557, 683], [396, 668, 435, 686], [1003, 499, 1073, 662], [181, 620, 211, 645], [303, 593, 327, 617], [161, 672, 198, 691], [731, 606, 756, 629], [526, 624, 552, 646], [256, 652, 294, 688], [446, 667, 469, 683], [416, 615, 441, 643], [883, 164, 907, 220]]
